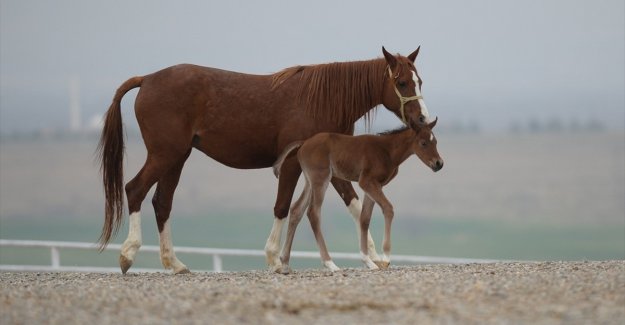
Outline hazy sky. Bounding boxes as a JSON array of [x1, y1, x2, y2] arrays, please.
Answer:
[[1, 0, 623, 133]]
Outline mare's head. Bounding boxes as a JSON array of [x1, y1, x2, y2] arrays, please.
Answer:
[[381, 46, 431, 131], [412, 117, 443, 172]]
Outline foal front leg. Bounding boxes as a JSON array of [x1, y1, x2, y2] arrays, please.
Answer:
[[360, 181, 394, 269], [331, 178, 382, 264], [359, 195, 379, 270]]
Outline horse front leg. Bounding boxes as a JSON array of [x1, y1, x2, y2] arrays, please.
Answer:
[[330, 178, 382, 264], [265, 157, 301, 272]]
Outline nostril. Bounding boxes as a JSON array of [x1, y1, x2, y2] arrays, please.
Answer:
[[434, 160, 443, 171]]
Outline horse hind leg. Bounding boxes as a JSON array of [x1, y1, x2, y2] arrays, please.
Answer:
[[119, 151, 187, 274], [152, 149, 192, 274], [119, 165, 152, 274]]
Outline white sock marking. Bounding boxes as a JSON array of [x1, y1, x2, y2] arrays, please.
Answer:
[[265, 218, 285, 267], [361, 251, 379, 270], [323, 260, 340, 272], [347, 198, 362, 220], [158, 219, 187, 272], [121, 212, 142, 260]]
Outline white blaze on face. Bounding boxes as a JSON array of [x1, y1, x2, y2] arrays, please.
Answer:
[[412, 71, 430, 122]]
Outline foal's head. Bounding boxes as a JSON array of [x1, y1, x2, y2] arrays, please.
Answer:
[[381, 46, 431, 131], [413, 117, 443, 172]]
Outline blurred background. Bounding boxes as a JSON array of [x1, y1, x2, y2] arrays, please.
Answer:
[[1, 0, 623, 271]]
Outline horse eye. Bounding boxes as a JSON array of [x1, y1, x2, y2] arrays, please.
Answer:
[[398, 81, 407, 88]]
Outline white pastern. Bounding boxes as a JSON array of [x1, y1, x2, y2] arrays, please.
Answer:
[[412, 71, 430, 121], [120, 212, 142, 260], [361, 251, 379, 270], [323, 260, 341, 272], [347, 198, 362, 220], [382, 253, 391, 263], [159, 219, 187, 273], [265, 217, 285, 268]]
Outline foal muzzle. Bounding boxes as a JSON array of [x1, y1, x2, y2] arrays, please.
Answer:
[[430, 159, 444, 172]]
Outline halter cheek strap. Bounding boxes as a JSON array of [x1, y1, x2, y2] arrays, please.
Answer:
[[388, 66, 423, 125]]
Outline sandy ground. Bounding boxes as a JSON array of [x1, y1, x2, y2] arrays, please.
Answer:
[[1, 261, 623, 324]]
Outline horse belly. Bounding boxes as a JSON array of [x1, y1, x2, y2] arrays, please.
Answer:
[[193, 131, 276, 169]]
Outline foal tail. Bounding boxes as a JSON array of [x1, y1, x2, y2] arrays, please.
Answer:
[[273, 141, 304, 178], [96, 76, 143, 250]]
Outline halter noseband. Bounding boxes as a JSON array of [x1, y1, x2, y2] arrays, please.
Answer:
[[388, 66, 423, 125]]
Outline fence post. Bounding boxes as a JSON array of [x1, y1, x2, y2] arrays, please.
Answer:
[[51, 246, 60, 270], [212, 254, 223, 272]]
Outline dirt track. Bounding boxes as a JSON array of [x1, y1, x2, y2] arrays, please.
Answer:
[[1, 261, 623, 324]]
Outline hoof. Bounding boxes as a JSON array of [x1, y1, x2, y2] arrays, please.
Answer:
[[119, 255, 133, 274], [270, 263, 284, 274], [278, 265, 292, 275], [374, 261, 390, 270], [174, 267, 191, 275], [323, 260, 341, 272]]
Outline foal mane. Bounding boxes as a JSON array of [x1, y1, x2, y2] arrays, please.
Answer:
[[272, 58, 388, 128], [377, 125, 410, 136]]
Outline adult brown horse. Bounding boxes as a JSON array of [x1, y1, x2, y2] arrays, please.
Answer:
[[98, 46, 432, 274]]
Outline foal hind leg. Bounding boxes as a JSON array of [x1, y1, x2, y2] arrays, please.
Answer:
[[331, 178, 382, 264], [278, 181, 311, 274], [307, 172, 339, 271], [152, 149, 192, 274]]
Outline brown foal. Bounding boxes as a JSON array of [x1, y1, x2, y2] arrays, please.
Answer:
[[273, 118, 443, 273]]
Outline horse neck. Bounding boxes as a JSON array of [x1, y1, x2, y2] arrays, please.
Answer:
[[276, 58, 387, 129]]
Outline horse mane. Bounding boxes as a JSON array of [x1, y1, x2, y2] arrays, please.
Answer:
[[272, 58, 388, 129]]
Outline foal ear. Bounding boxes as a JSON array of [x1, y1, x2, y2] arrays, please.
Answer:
[[382, 46, 398, 69], [408, 46, 421, 62], [427, 116, 438, 129]]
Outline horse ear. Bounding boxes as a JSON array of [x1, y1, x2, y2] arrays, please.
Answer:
[[408, 46, 421, 62], [382, 46, 397, 69]]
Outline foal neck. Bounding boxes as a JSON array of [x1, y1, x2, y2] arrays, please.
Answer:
[[380, 128, 417, 164]]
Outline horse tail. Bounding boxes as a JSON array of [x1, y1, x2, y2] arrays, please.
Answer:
[[273, 141, 304, 178], [96, 76, 143, 251]]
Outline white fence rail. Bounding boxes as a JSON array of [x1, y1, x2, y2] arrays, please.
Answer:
[[0, 239, 501, 273]]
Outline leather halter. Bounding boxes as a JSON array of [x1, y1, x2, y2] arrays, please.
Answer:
[[388, 66, 423, 125]]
